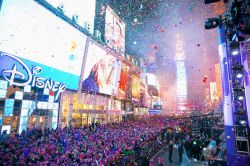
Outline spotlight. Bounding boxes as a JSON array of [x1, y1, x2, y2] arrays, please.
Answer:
[[232, 50, 239, 55], [236, 73, 243, 79], [237, 95, 244, 101], [229, 42, 240, 56], [239, 119, 247, 125], [205, 18, 221, 29]]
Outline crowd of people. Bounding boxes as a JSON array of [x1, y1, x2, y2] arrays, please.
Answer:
[[182, 114, 226, 161], [0, 113, 226, 166], [0, 116, 168, 165]]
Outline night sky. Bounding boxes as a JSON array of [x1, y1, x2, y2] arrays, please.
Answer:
[[110, 0, 226, 110]]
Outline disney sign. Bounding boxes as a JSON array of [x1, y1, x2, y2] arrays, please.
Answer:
[[0, 52, 66, 101]]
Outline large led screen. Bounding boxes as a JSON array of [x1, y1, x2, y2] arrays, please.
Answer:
[[118, 63, 130, 99], [132, 74, 140, 99], [105, 5, 125, 56], [45, 0, 96, 34], [81, 41, 121, 95], [0, 0, 87, 90], [146, 73, 158, 86]]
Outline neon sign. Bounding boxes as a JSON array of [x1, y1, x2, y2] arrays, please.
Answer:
[[0, 52, 66, 100]]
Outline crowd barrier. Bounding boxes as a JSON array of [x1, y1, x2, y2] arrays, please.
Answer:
[[118, 129, 168, 166]]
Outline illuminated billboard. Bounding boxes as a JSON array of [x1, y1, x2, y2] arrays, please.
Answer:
[[0, 0, 87, 90], [210, 82, 219, 102], [148, 85, 159, 97], [105, 5, 126, 56], [81, 41, 121, 95], [146, 73, 158, 86], [45, 0, 96, 34], [118, 63, 130, 99], [132, 74, 140, 99]]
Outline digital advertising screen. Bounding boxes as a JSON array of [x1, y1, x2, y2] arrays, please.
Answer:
[[146, 73, 158, 86], [105, 5, 125, 56], [0, 0, 87, 90], [132, 74, 140, 99], [148, 85, 159, 97], [118, 63, 130, 99], [45, 0, 96, 34], [81, 41, 121, 95]]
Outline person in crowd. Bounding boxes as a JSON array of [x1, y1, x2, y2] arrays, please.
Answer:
[[168, 140, 174, 163], [178, 141, 184, 162]]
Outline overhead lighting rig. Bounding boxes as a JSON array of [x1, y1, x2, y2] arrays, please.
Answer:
[[204, 0, 250, 42]]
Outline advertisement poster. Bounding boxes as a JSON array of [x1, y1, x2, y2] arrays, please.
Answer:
[[82, 41, 121, 95], [0, 0, 87, 90], [148, 85, 159, 97], [105, 5, 125, 56], [45, 0, 96, 34], [118, 63, 130, 99], [132, 74, 140, 99]]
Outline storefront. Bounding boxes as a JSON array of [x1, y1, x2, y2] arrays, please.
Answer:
[[60, 90, 109, 127], [107, 99, 122, 123], [0, 53, 65, 134], [134, 107, 149, 116]]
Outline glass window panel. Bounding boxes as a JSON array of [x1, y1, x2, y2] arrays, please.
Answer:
[[48, 102, 53, 110], [37, 94, 43, 101], [13, 108, 21, 116], [5, 99, 14, 107], [23, 93, 31, 100], [15, 91, 23, 100], [14, 100, 22, 108], [43, 95, 49, 102], [19, 124, 27, 134], [43, 88, 49, 95], [20, 116, 28, 125], [53, 110, 58, 117], [42, 102, 48, 109], [48, 96, 54, 103], [37, 102, 43, 109], [0, 89, 7, 98], [0, 80, 8, 89], [21, 109, 29, 116], [52, 117, 58, 123], [30, 93, 37, 100], [4, 107, 13, 116], [24, 85, 31, 93], [39, 110, 47, 116], [53, 103, 59, 110], [22, 100, 30, 109], [48, 110, 53, 117], [0, 99, 5, 107], [52, 122, 57, 130]]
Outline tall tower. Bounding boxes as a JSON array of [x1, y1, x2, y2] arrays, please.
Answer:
[[175, 33, 187, 111]]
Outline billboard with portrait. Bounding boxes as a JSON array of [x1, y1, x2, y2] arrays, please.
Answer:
[[81, 41, 121, 95], [118, 63, 130, 99], [105, 5, 125, 56], [132, 74, 140, 99], [45, 0, 96, 34], [0, 0, 87, 90]]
